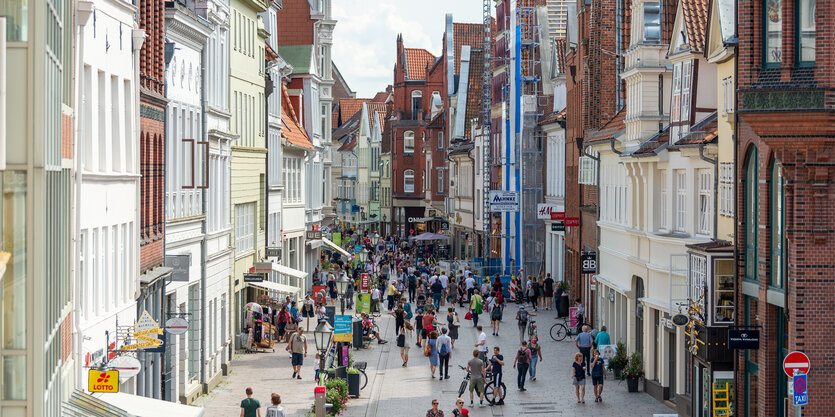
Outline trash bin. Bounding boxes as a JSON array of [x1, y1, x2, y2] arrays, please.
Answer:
[[352, 320, 364, 348], [347, 370, 361, 397], [559, 293, 569, 317]]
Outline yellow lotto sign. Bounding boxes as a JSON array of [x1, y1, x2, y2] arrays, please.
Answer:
[[88, 370, 119, 393]]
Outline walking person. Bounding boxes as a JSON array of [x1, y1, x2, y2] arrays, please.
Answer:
[[474, 325, 488, 363], [490, 293, 503, 336], [397, 326, 411, 367], [446, 307, 460, 348], [575, 298, 585, 334], [427, 331, 439, 378], [451, 398, 469, 417], [240, 387, 261, 417], [289, 328, 307, 379], [594, 325, 611, 348], [489, 346, 505, 405], [571, 352, 587, 403], [426, 399, 445, 417], [515, 305, 535, 344], [466, 349, 487, 407], [590, 349, 606, 402], [415, 309, 424, 347], [431, 277, 444, 311], [437, 328, 453, 379], [554, 282, 563, 317], [469, 291, 483, 327], [264, 393, 285, 417], [542, 273, 554, 311], [392, 303, 406, 336], [575, 325, 593, 375], [513, 341, 532, 391], [528, 337, 543, 381]]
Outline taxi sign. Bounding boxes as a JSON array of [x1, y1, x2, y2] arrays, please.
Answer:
[[783, 351, 810, 377], [793, 374, 808, 406], [88, 369, 119, 393]]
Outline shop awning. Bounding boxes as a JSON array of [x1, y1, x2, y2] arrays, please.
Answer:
[[272, 263, 307, 279], [72, 391, 205, 417], [248, 280, 301, 296], [322, 237, 352, 257]]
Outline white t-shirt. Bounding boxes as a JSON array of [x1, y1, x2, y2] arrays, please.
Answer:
[[477, 332, 488, 352], [439, 275, 449, 288], [465, 277, 476, 290], [430, 275, 439, 285], [371, 288, 381, 300]]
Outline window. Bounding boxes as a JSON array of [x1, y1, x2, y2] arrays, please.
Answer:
[[438, 132, 445, 149], [719, 163, 734, 217], [404, 169, 415, 193], [578, 155, 598, 185], [770, 161, 784, 289], [643, 2, 662, 42], [403, 131, 415, 155], [676, 170, 687, 232], [411, 91, 423, 120], [321, 104, 328, 139], [764, 0, 782, 65], [1, 0, 29, 41], [698, 169, 712, 235], [437, 168, 445, 194], [797, 0, 815, 64], [714, 259, 735, 323], [288, 237, 297, 269], [235, 203, 255, 255], [690, 255, 707, 315], [672, 64, 681, 122], [744, 149, 758, 281], [660, 170, 669, 230], [187, 283, 200, 381], [681, 61, 692, 122]]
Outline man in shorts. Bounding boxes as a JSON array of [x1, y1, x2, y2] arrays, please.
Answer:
[[289, 328, 307, 379], [489, 346, 505, 405], [466, 349, 487, 407]]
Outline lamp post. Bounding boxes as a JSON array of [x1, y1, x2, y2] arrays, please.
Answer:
[[335, 274, 349, 316], [313, 319, 333, 385]]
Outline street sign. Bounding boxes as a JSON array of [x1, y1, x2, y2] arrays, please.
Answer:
[[672, 313, 689, 327], [581, 252, 597, 274], [793, 374, 808, 406], [165, 317, 189, 335], [333, 315, 353, 343], [108, 356, 141, 381], [564, 217, 580, 227], [783, 351, 810, 377], [551, 221, 565, 232], [306, 230, 323, 240], [266, 247, 281, 258], [728, 329, 760, 349], [88, 370, 119, 393], [244, 273, 264, 283], [121, 311, 164, 351]]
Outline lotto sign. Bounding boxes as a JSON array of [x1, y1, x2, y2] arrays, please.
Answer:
[[793, 374, 808, 406], [581, 252, 597, 274], [88, 370, 119, 393], [783, 351, 810, 377]]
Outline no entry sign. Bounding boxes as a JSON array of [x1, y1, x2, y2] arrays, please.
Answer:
[[783, 351, 810, 377]]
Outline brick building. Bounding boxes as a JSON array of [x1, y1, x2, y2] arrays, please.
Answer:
[[390, 34, 446, 236], [734, 0, 833, 415]]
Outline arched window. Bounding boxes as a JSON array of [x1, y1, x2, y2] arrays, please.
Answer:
[[403, 131, 415, 155], [770, 160, 784, 288], [404, 169, 415, 193], [411, 90, 423, 120], [744, 148, 758, 281]]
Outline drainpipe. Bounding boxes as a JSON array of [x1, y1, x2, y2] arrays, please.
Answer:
[[698, 143, 718, 241], [200, 43, 208, 389]]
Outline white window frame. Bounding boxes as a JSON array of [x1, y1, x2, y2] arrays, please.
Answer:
[[411, 90, 422, 120], [681, 61, 692, 123], [660, 169, 669, 230], [719, 163, 734, 217], [235, 203, 256, 256], [698, 169, 713, 235], [404, 169, 415, 193], [689, 254, 707, 316], [438, 132, 444, 149], [578, 154, 598, 185], [403, 131, 415, 155], [675, 170, 687, 233], [437, 167, 445, 195]]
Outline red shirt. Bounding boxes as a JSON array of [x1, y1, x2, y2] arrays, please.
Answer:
[[422, 315, 435, 332]]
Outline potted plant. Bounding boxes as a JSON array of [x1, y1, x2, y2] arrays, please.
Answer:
[[622, 351, 645, 393], [325, 377, 349, 415], [346, 367, 361, 398], [607, 341, 628, 379]]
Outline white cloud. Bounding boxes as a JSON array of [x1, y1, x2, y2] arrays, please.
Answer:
[[332, 0, 482, 97]]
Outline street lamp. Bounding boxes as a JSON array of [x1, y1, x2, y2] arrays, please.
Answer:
[[369, 234, 379, 246], [314, 319, 333, 384], [335, 274, 350, 315], [359, 247, 369, 263]]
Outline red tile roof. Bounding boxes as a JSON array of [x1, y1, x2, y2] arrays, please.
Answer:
[[681, 0, 710, 51], [587, 109, 626, 142], [265, 42, 279, 61], [372, 91, 389, 102], [404, 48, 436, 80], [632, 127, 670, 156], [465, 49, 485, 137], [453, 22, 486, 74], [554, 38, 566, 74], [367, 102, 388, 127], [674, 113, 718, 145], [538, 109, 566, 125], [338, 98, 369, 126], [281, 86, 313, 150]]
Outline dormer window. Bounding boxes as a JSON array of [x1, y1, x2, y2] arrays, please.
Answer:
[[643, 2, 661, 42]]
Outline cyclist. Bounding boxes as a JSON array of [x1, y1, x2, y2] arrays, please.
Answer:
[[515, 305, 536, 344], [489, 346, 505, 405], [466, 349, 487, 407]]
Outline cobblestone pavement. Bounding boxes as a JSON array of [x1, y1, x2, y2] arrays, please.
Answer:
[[196, 303, 677, 417]]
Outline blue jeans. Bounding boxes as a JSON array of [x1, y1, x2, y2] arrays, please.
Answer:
[[472, 310, 479, 327], [517, 363, 529, 389], [433, 293, 442, 310], [529, 354, 538, 378], [580, 347, 591, 375]]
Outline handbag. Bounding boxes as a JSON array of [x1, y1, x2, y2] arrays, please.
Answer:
[[424, 343, 432, 357], [464, 311, 472, 320]]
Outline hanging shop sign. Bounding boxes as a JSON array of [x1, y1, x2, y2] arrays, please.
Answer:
[[253, 262, 272, 273], [120, 311, 163, 352], [550, 211, 566, 221], [266, 247, 282, 258], [165, 317, 190, 335], [671, 313, 690, 327], [244, 273, 265, 283], [306, 230, 323, 240], [727, 329, 760, 350], [537, 204, 561, 220], [360, 273, 370, 293], [551, 222, 565, 232], [108, 356, 142, 381], [489, 191, 519, 212], [88, 369, 120, 393], [165, 254, 191, 282], [581, 252, 597, 274], [564, 217, 580, 227]]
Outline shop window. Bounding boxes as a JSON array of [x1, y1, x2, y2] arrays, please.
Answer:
[[744, 149, 758, 281], [713, 259, 734, 323]]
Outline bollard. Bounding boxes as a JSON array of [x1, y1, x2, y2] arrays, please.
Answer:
[[314, 385, 326, 417]]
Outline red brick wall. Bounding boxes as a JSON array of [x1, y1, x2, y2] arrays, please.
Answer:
[[276, 0, 315, 46], [140, 102, 166, 273], [139, 0, 164, 95], [61, 312, 72, 363]]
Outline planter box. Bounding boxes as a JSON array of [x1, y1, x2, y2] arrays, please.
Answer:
[[626, 376, 640, 392], [347, 372, 360, 397]]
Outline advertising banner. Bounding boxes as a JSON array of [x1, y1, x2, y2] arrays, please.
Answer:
[[489, 191, 519, 212], [355, 293, 371, 315], [313, 285, 327, 304], [333, 315, 353, 343]]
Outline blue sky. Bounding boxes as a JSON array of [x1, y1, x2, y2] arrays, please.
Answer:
[[332, 0, 483, 98]]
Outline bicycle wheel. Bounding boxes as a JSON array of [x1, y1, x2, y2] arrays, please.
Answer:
[[359, 369, 368, 390], [550, 323, 567, 341], [458, 379, 468, 397]]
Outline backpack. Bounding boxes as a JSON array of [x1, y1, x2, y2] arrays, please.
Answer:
[[518, 309, 529, 325], [517, 348, 530, 365], [496, 292, 504, 304], [439, 339, 449, 355]]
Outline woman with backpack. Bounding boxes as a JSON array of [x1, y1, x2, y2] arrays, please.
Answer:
[[489, 292, 503, 336]]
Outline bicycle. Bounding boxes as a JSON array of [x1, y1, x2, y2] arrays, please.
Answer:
[[527, 319, 538, 339], [549, 317, 589, 342], [457, 365, 506, 406]]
